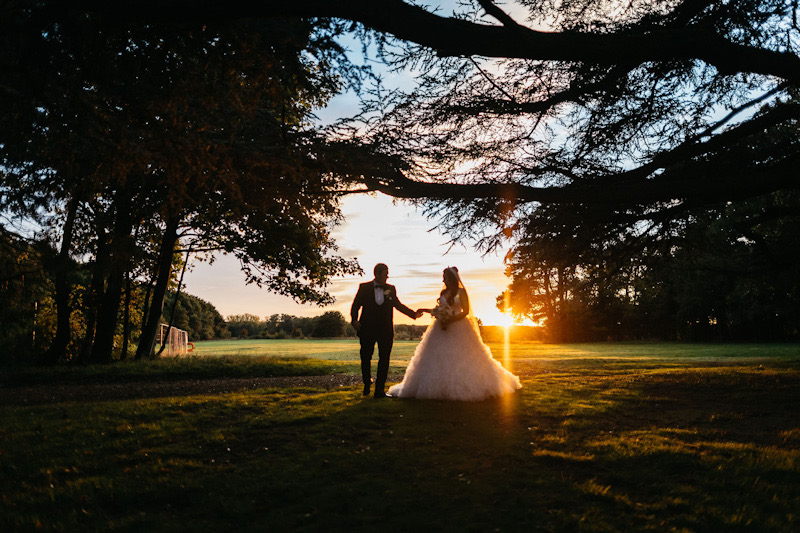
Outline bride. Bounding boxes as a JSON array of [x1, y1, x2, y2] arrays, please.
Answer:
[[388, 267, 522, 401]]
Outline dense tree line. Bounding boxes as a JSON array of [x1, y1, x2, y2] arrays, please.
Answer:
[[504, 192, 800, 342], [0, 227, 231, 363], [225, 311, 352, 339], [162, 292, 230, 342], [0, 227, 60, 363], [223, 313, 434, 340]]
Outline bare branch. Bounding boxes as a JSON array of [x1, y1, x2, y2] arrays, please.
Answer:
[[468, 57, 517, 104], [476, 0, 525, 29], [691, 83, 788, 141]]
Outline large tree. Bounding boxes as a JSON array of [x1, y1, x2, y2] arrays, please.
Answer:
[[38, 1, 799, 198], [2, 5, 363, 362], [32, 1, 798, 251]]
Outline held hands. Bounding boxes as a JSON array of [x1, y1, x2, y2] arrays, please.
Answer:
[[414, 308, 431, 319]]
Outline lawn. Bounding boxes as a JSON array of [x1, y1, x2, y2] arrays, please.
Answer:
[[189, 338, 421, 361], [190, 337, 800, 364], [1, 341, 799, 531]]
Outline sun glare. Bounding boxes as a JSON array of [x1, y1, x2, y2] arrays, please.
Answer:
[[496, 312, 515, 329]]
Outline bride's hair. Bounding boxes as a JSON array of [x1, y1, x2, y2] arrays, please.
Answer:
[[441, 266, 465, 304]]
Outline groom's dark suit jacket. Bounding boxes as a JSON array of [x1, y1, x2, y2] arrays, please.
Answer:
[[351, 282, 416, 339]]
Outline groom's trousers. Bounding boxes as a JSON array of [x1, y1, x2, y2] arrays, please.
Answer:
[[359, 334, 393, 391]]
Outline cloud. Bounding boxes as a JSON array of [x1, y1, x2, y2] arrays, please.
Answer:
[[336, 247, 363, 258], [400, 267, 445, 278]]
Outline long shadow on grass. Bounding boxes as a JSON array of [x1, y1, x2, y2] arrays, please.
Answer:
[[146, 367, 799, 532], [146, 369, 800, 531], [214, 392, 573, 532], [3, 365, 798, 532], [515, 365, 800, 532], [245, 366, 800, 532]]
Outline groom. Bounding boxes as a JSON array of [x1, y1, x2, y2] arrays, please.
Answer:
[[351, 263, 420, 398]]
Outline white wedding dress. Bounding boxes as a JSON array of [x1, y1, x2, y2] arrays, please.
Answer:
[[389, 295, 522, 401]]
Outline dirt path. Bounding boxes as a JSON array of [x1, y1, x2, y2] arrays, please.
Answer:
[[0, 374, 372, 406]]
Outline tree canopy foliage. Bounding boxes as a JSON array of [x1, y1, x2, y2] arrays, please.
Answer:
[[1, 2, 366, 362], [3, 0, 800, 357], [38, 2, 798, 207], [242, 0, 799, 339]]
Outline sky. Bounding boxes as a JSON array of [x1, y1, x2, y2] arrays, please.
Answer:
[[182, 193, 515, 326]]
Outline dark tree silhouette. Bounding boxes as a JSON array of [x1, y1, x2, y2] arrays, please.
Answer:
[[30, 1, 798, 238], [4, 1, 800, 356], [2, 7, 363, 362]]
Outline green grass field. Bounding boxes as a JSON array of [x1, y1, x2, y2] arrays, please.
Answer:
[[191, 337, 800, 364], [1, 340, 799, 531]]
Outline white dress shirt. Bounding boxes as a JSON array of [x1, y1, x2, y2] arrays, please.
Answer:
[[374, 282, 385, 305]]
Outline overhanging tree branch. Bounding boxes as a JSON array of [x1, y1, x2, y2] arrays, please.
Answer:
[[352, 152, 800, 208], [49, 0, 800, 83]]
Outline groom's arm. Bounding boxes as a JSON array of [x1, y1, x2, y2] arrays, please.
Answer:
[[391, 289, 418, 320], [350, 284, 367, 330]]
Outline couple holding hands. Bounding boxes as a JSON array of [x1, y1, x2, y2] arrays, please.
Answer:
[[350, 263, 521, 401]]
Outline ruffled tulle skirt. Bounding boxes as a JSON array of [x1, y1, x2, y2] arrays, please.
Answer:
[[389, 316, 522, 401]]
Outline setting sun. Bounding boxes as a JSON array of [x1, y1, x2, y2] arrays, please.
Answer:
[[495, 312, 515, 329]]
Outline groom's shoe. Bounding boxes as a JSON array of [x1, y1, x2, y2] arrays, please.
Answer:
[[363, 378, 374, 396], [374, 390, 392, 399]]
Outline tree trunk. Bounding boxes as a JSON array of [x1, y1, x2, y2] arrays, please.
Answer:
[[120, 269, 132, 360], [157, 244, 192, 356], [136, 215, 181, 359], [77, 229, 109, 363], [120, 223, 142, 361], [90, 200, 135, 363], [140, 277, 153, 333], [39, 196, 79, 365], [90, 263, 126, 363]]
